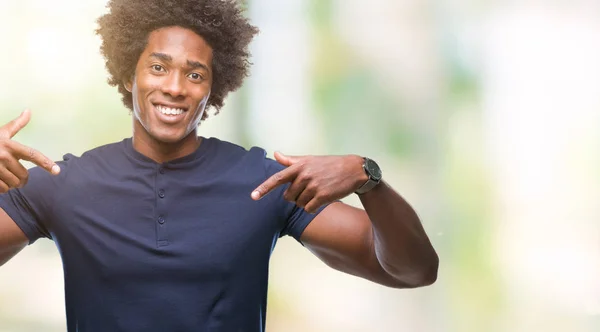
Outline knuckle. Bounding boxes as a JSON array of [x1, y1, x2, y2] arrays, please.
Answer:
[[305, 183, 318, 194], [19, 174, 29, 187], [42, 158, 51, 169], [6, 177, 18, 188], [298, 172, 311, 183], [274, 173, 284, 183], [258, 184, 268, 194], [319, 187, 332, 198], [28, 147, 36, 159], [0, 149, 10, 161], [315, 191, 328, 201]]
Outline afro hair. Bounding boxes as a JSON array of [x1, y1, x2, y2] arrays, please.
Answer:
[[96, 0, 258, 120]]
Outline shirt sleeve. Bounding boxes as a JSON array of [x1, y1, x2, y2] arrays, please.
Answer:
[[262, 157, 331, 243], [0, 157, 69, 244]]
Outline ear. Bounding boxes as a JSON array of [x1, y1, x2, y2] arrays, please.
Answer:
[[124, 79, 133, 93]]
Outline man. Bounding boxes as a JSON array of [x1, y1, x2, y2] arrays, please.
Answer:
[[0, 0, 438, 331]]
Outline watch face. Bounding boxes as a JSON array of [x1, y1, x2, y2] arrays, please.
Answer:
[[365, 158, 382, 180]]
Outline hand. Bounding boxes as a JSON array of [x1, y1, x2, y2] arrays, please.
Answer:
[[0, 110, 60, 193], [251, 152, 368, 213]]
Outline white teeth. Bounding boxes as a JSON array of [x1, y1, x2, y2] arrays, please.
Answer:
[[156, 105, 185, 115]]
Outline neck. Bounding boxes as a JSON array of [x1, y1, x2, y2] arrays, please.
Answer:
[[132, 121, 201, 164]]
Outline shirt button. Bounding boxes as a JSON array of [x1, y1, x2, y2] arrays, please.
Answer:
[[158, 216, 165, 224], [159, 167, 165, 174], [158, 190, 165, 198]]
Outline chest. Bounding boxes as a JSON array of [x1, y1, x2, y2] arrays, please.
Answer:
[[50, 170, 282, 282]]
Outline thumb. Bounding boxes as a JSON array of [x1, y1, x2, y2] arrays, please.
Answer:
[[274, 151, 301, 167], [1, 109, 31, 140]]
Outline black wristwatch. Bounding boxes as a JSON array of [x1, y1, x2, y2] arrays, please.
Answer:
[[355, 157, 382, 195]]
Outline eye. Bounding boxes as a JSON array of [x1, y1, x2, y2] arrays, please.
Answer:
[[151, 64, 164, 72], [188, 72, 203, 81]]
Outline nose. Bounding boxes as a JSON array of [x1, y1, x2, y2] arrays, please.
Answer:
[[161, 72, 187, 98]]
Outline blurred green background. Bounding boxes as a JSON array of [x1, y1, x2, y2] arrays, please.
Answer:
[[1, 0, 599, 331]]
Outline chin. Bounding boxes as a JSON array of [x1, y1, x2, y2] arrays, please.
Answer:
[[150, 129, 189, 144]]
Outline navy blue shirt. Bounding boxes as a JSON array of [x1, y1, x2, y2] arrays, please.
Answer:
[[0, 137, 325, 332]]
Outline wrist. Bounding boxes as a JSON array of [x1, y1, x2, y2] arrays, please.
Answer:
[[354, 157, 382, 195], [352, 154, 369, 183]]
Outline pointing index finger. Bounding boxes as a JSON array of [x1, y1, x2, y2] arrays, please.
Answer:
[[252, 165, 298, 200], [9, 140, 60, 175], [0, 109, 31, 140]]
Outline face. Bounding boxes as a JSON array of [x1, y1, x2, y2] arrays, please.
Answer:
[[126, 26, 213, 145]]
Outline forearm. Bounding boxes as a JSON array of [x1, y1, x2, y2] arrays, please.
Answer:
[[359, 181, 438, 287]]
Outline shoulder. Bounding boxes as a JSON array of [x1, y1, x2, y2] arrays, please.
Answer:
[[206, 137, 271, 169], [208, 137, 265, 159], [56, 139, 128, 172], [13, 140, 126, 199], [28, 140, 129, 185], [65, 140, 125, 163], [202, 138, 288, 184]]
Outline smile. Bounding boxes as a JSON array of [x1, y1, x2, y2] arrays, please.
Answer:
[[155, 104, 186, 115]]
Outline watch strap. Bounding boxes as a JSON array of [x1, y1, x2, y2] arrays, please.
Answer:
[[355, 178, 379, 195]]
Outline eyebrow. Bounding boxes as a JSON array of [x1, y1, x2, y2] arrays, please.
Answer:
[[149, 52, 210, 72]]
